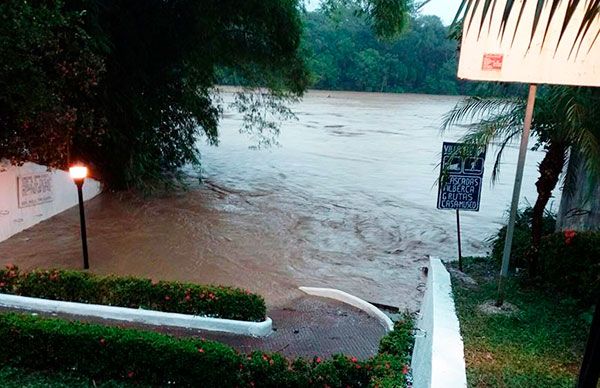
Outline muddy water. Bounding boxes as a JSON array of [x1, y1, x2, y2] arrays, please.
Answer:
[[195, 90, 548, 309], [0, 90, 549, 312]]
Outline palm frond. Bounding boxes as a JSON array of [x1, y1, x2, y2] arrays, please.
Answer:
[[491, 128, 522, 182], [441, 96, 523, 132], [455, 0, 600, 54]]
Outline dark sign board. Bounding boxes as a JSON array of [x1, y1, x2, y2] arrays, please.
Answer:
[[437, 142, 486, 211]]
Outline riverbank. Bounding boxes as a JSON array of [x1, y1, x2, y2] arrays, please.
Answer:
[[450, 258, 590, 387]]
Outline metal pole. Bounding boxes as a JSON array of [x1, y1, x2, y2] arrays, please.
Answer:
[[75, 180, 90, 270], [497, 84, 537, 306], [577, 298, 600, 387], [456, 209, 463, 271]]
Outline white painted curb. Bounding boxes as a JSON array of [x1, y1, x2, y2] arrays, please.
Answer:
[[299, 287, 394, 332], [411, 258, 467, 388], [0, 293, 272, 337]]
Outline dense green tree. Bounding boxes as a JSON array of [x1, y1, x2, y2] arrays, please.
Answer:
[[2, 0, 417, 189], [0, 0, 106, 169], [296, 9, 467, 95], [78, 0, 310, 189]]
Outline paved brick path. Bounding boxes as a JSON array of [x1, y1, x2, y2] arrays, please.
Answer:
[[199, 295, 387, 359]]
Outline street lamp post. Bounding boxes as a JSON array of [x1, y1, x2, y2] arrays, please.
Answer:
[[69, 165, 90, 270]]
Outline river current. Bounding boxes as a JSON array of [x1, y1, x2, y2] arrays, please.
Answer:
[[194, 89, 549, 309]]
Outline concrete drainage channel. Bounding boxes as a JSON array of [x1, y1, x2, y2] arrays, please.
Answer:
[[299, 286, 395, 332], [0, 293, 272, 337], [411, 257, 468, 388]]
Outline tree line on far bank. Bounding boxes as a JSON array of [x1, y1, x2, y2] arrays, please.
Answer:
[[220, 8, 522, 97]]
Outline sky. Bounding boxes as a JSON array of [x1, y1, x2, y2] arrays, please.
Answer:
[[419, 0, 462, 25], [305, 0, 462, 26]]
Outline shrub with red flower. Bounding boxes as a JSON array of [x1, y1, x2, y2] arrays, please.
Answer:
[[564, 229, 576, 245]]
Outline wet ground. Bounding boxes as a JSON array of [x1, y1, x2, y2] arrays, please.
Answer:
[[0, 90, 548, 320]]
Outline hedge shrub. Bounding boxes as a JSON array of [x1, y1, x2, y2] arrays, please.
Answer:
[[538, 231, 600, 303], [0, 313, 414, 387], [489, 207, 556, 270], [0, 266, 266, 322]]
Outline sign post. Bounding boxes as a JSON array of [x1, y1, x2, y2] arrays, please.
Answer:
[[456, 209, 463, 270], [437, 142, 486, 271]]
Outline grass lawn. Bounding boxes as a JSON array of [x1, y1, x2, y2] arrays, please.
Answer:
[[450, 257, 593, 388], [0, 366, 128, 387]]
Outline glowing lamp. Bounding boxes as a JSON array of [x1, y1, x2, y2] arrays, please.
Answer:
[[69, 166, 88, 181]]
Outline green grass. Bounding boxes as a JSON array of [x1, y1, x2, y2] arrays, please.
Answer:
[[0, 366, 128, 387], [450, 257, 592, 388]]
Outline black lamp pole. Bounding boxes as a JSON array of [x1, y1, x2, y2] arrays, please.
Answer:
[[74, 178, 90, 270]]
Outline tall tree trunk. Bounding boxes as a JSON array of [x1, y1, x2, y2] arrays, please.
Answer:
[[530, 142, 567, 277], [557, 150, 600, 231]]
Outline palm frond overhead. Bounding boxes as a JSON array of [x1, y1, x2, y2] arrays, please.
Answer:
[[454, 0, 600, 54]]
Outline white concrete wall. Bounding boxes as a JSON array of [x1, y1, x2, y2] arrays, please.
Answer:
[[0, 161, 101, 243], [412, 258, 467, 388]]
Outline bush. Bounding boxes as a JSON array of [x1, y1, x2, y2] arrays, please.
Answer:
[[0, 266, 265, 322], [490, 207, 556, 269], [538, 231, 600, 303], [0, 313, 414, 387]]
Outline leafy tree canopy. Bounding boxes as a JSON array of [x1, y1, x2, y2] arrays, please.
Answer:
[[2, 0, 310, 189], [1, 0, 422, 190]]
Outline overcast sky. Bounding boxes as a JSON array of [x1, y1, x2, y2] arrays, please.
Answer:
[[305, 0, 462, 26], [419, 0, 462, 25]]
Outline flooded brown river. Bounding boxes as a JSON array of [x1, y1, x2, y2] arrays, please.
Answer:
[[0, 90, 549, 312]]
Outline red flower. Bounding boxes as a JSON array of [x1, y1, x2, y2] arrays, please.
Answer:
[[127, 371, 135, 378], [185, 295, 191, 302], [564, 229, 576, 245], [0, 282, 5, 287], [99, 338, 106, 346], [350, 357, 358, 363], [198, 348, 204, 353], [316, 357, 322, 364], [402, 365, 409, 375], [164, 295, 171, 301]]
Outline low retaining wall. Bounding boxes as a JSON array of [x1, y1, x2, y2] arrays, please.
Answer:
[[0, 161, 101, 243], [411, 258, 467, 388], [299, 286, 394, 332], [0, 293, 273, 337]]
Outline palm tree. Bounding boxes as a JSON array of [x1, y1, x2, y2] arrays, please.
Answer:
[[442, 86, 600, 276]]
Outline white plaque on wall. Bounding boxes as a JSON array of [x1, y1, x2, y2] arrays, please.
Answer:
[[17, 172, 54, 208]]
